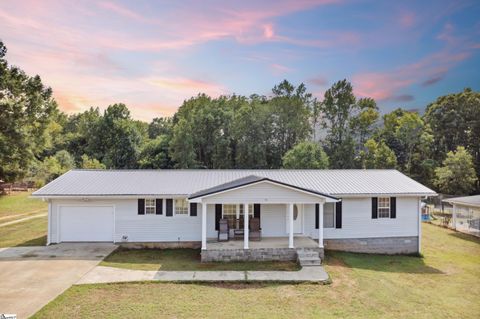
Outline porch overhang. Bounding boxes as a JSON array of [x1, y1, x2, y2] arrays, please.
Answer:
[[188, 175, 339, 204]]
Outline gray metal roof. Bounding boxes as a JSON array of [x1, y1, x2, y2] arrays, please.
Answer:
[[188, 175, 339, 200], [442, 195, 480, 208], [32, 169, 436, 197]]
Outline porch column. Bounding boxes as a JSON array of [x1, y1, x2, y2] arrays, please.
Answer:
[[288, 203, 294, 248], [452, 204, 457, 230], [318, 202, 324, 248], [201, 203, 207, 250], [244, 203, 249, 249]]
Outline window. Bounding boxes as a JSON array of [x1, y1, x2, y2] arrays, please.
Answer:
[[324, 203, 335, 228], [239, 204, 254, 217], [145, 199, 156, 215], [222, 204, 237, 229], [175, 199, 188, 215], [378, 197, 390, 218]]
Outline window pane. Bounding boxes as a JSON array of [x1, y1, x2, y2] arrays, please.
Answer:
[[222, 204, 237, 229], [324, 203, 334, 228], [145, 199, 156, 215], [175, 199, 188, 215]]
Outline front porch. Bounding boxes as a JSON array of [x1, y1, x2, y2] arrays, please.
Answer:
[[201, 236, 323, 262]]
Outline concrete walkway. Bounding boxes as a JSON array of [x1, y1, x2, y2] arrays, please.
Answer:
[[77, 265, 330, 284]]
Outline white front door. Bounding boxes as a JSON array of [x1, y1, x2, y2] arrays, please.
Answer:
[[286, 204, 303, 234]]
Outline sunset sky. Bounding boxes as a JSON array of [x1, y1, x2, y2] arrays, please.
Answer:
[[1, 0, 479, 121]]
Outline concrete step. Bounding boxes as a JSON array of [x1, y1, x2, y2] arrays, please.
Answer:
[[296, 249, 321, 267]]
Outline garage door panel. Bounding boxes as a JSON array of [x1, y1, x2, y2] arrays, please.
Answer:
[[59, 206, 114, 242]]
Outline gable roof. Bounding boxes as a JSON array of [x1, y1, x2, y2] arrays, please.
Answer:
[[32, 169, 436, 198], [443, 195, 480, 208], [188, 175, 339, 200]]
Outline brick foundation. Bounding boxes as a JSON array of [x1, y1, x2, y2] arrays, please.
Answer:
[[120, 241, 201, 249], [324, 236, 419, 254]]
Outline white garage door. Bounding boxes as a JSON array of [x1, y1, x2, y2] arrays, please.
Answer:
[[59, 206, 114, 242]]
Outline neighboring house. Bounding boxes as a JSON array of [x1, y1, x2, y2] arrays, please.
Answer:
[[443, 195, 480, 237], [32, 169, 436, 262]]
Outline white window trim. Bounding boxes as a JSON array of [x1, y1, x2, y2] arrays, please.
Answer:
[[174, 198, 189, 216], [145, 199, 156, 215], [378, 197, 391, 219]]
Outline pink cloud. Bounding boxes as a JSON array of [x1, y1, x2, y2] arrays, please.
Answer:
[[399, 11, 415, 28], [263, 24, 275, 39]]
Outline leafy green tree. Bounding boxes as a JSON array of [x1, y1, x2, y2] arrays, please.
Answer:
[[434, 146, 478, 195], [424, 88, 480, 190], [282, 141, 329, 169], [170, 118, 196, 168], [80, 154, 106, 169], [361, 139, 397, 169], [320, 79, 358, 168], [138, 135, 174, 169], [351, 98, 379, 152], [269, 80, 313, 167], [33, 150, 75, 186], [0, 41, 58, 181], [148, 117, 173, 139]]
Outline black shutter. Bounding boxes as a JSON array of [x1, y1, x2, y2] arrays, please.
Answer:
[[190, 203, 197, 216], [215, 204, 222, 230], [372, 197, 378, 219], [315, 204, 319, 229], [254, 204, 261, 219], [138, 199, 145, 215], [155, 199, 163, 215], [335, 201, 342, 229], [166, 199, 173, 216], [390, 197, 396, 218]]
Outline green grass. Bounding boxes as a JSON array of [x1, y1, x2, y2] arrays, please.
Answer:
[[0, 216, 47, 247], [0, 192, 47, 220], [0, 192, 47, 247], [33, 224, 480, 319], [101, 248, 300, 271]]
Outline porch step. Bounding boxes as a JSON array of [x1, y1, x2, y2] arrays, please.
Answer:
[[296, 249, 321, 267]]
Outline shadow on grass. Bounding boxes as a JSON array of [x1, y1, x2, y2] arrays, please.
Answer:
[[448, 231, 480, 245], [326, 251, 443, 274], [101, 248, 300, 272], [15, 234, 47, 247]]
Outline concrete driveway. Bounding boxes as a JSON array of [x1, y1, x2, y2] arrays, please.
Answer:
[[0, 243, 116, 318]]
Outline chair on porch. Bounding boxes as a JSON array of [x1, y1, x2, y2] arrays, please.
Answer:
[[249, 217, 261, 241], [218, 219, 229, 241], [233, 218, 244, 240]]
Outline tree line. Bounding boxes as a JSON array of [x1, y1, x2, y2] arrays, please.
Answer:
[[1, 41, 479, 195]]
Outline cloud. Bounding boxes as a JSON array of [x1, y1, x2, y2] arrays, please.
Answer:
[[398, 11, 415, 28], [422, 74, 445, 87], [270, 63, 293, 75], [391, 94, 415, 102], [308, 77, 328, 87]]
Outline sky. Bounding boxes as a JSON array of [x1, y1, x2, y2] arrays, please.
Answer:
[[1, 0, 479, 121]]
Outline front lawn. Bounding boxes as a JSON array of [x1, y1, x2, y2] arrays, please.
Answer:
[[0, 192, 48, 247], [101, 248, 300, 271], [33, 224, 480, 319]]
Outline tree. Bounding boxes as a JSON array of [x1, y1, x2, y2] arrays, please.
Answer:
[[320, 79, 358, 168], [138, 135, 174, 169], [80, 154, 106, 169], [0, 41, 58, 181], [434, 146, 478, 195], [148, 117, 173, 139], [424, 88, 480, 190], [361, 139, 397, 169], [170, 118, 196, 168], [282, 141, 329, 169], [351, 98, 379, 153], [33, 150, 75, 186]]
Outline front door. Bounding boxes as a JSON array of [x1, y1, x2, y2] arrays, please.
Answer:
[[287, 204, 303, 234]]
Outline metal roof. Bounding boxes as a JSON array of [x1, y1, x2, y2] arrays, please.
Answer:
[[32, 169, 436, 198], [442, 195, 480, 208], [188, 175, 339, 200]]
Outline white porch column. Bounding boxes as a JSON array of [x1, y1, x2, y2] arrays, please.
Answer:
[[244, 203, 249, 249], [318, 202, 324, 248], [288, 203, 294, 248], [201, 203, 207, 250]]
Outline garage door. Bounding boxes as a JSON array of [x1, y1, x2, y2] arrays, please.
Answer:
[[59, 206, 114, 242]]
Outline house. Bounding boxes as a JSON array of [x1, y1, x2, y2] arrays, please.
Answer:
[[443, 195, 480, 237], [32, 169, 436, 262]]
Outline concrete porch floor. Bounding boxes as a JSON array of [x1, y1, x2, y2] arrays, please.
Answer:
[[206, 236, 319, 250]]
